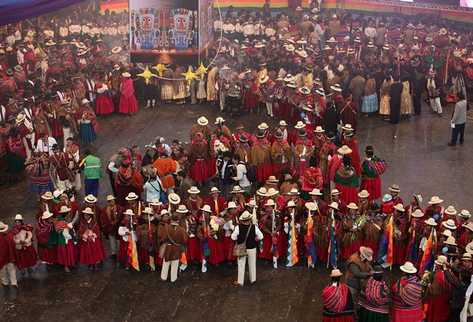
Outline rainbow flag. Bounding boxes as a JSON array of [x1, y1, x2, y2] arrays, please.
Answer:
[[305, 215, 316, 267], [286, 212, 299, 267], [419, 229, 437, 274], [128, 231, 140, 271], [385, 215, 394, 267]]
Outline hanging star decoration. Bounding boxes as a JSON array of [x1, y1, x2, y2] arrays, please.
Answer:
[[152, 63, 167, 77], [137, 66, 157, 84], [195, 63, 208, 77], [182, 66, 197, 84]]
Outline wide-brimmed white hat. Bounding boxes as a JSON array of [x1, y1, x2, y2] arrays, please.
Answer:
[[287, 200, 296, 208], [388, 184, 401, 193], [266, 188, 279, 197], [347, 203, 359, 210], [124, 209, 135, 216], [412, 209, 424, 218], [330, 84, 342, 92], [257, 187, 268, 196], [444, 205, 457, 216], [394, 203, 405, 212], [337, 145, 352, 155], [0, 222, 9, 233], [330, 269, 343, 277], [400, 261, 417, 274], [258, 122, 269, 130], [201, 204, 212, 213], [197, 116, 209, 126], [231, 185, 243, 194], [214, 117, 225, 125], [227, 201, 237, 209], [187, 186, 201, 194], [14, 214, 23, 221], [435, 255, 448, 266], [358, 190, 369, 199], [309, 188, 323, 196], [176, 205, 189, 214], [342, 124, 354, 132], [459, 209, 471, 219], [106, 195, 116, 201], [142, 207, 154, 215], [329, 202, 339, 210], [428, 196, 443, 205], [210, 187, 220, 194], [239, 211, 252, 221], [442, 229, 452, 238], [42, 211, 54, 220], [442, 219, 457, 230], [125, 192, 138, 201], [111, 46, 122, 54], [331, 189, 341, 196], [59, 205, 71, 213], [359, 246, 373, 261], [41, 191, 54, 200], [294, 121, 306, 129], [168, 193, 181, 205], [424, 218, 437, 226], [464, 222, 473, 232], [85, 194, 98, 203], [314, 126, 325, 133], [305, 202, 318, 211], [264, 199, 275, 207], [444, 236, 457, 246], [466, 242, 473, 254], [82, 207, 94, 215]]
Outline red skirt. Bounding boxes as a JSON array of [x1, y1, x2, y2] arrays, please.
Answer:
[[256, 163, 273, 184], [208, 238, 225, 265], [186, 237, 203, 262], [322, 315, 355, 322], [259, 233, 273, 260], [118, 239, 129, 265], [392, 307, 424, 322], [79, 239, 105, 265], [336, 184, 359, 205], [272, 162, 289, 179], [223, 236, 235, 261], [50, 118, 63, 138], [15, 246, 38, 269], [277, 233, 288, 260], [95, 94, 114, 115], [316, 244, 329, 263], [361, 177, 382, 200], [57, 241, 76, 267], [206, 158, 216, 178], [341, 240, 362, 260], [393, 241, 407, 265], [244, 91, 258, 111], [190, 159, 209, 184], [38, 245, 57, 264], [118, 95, 138, 114], [296, 159, 307, 178]]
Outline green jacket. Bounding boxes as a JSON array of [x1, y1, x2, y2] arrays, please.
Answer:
[[83, 155, 102, 180]]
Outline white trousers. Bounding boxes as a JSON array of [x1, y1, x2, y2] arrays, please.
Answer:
[[161, 259, 179, 282], [109, 234, 118, 255], [237, 248, 257, 286], [430, 97, 442, 114], [0, 263, 17, 286], [266, 102, 273, 117]]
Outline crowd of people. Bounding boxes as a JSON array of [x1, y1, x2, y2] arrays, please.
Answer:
[[1, 1, 473, 321]]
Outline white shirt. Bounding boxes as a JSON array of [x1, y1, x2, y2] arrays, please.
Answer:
[[233, 163, 251, 188], [231, 224, 263, 242], [35, 137, 57, 155], [220, 160, 229, 179]]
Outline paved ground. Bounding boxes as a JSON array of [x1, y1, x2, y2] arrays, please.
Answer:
[[0, 101, 471, 321]]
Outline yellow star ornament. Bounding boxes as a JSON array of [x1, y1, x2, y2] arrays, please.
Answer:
[[152, 63, 167, 77], [182, 66, 197, 84], [195, 63, 208, 77], [137, 66, 158, 84]]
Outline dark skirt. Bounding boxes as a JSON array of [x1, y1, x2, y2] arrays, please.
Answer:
[[80, 123, 97, 145], [358, 307, 389, 322]]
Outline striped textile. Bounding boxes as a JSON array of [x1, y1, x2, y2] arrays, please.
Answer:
[[323, 283, 349, 313], [359, 278, 391, 314], [392, 276, 423, 309]]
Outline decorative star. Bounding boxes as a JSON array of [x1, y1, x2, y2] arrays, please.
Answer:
[[137, 66, 157, 84], [182, 66, 197, 84], [152, 63, 167, 77], [195, 63, 208, 77]]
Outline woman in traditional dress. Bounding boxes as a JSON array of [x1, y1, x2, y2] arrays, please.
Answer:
[[360, 146, 383, 201], [322, 269, 355, 322], [361, 74, 378, 114], [95, 82, 114, 115], [400, 77, 413, 117], [12, 214, 38, 274], [392, 262, 423, 322], [36, 210, 57, 265], [78, 207, 105, 270], [26, 155, 53, 196], [79, 110, 97, 145], [118, 72, 138, 114], [54, 205, 77, 272], [358, 266, 391, 322], [378, 76, 392, 119], [334, 156, 360, 205]]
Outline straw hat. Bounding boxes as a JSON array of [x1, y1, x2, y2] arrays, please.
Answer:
[[279, 120, 288, 127], [121, 72, 131, 78], [59, 205, 71, 213], [444, 236, 457, 246], [358, 190, 369, 199], [227, 201, 237, 209], [15, 113, 26, 123], [176, 205, 189, 214], [201, 205, 212, 213], [247, 199, 257, 208], [82, 207, 95, 215], [214, 117, 225, 125], [266, 188, 279, 197], [125, 192, 138, 201], [459, 209, 471, 219], [305, 202, 318, 211], [329, 202, 339, 210], [256, 187, 268, 197], [359, 246, 373, 261], [442, 219, 457, 230], [259, 75, 269, 84], [309, 188, 323, 196], [266, 176, 279, 184], [466, 242, 473, 254], [294, 121, 306, 129], [187, 186, 201, 194], [239, 211, 253, 221], [289, 188, 299, 196], [400, 261, 417, 274], [106, 195, 116, 201], [85, 194, 98, 203], [463, 222, 473, 232], [462, 253, 472, 261], [168, 193, 181, 205], [442, 229, 452, 237], [428, 196, 443, 205], [331, 189, 341, 196], [142, 207, 154, 215], [337, 145, 352, 155], [14, 214, 23, 221], [314, 126, 325, 133], [394, 203, 405, 212], [287, 200, 296, 208], [0, 222, 9, 233], [330, 84, 342, 92], [258, 122, 269, 130], [411, 209, 424, 218], [41, 211, 54, 220], [347, 203, 358, 210], [342, 124, 354, 132], [315, 88, 325, 96], [424, 218, 437, 226], [265, 199, 276, 207], [298, 87, 311, 95], [195, 116, 208, 126], [330, 269, 343, 277], [444, 205, 457, 216], [124, 209, 135, 216], [388, 184, 401, 193], [111, 46, 122, 54], [150, 199, 163, 207], [210, 187, 220, 194], [435, 255, 448, 266], [41, 191, 54, 200]]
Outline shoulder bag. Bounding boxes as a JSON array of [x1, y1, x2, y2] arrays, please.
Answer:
[[233, 224, 252, 257]]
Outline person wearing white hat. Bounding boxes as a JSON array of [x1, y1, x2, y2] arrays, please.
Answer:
[[250, 131, 272, 186], [12, 214, 37, 275], [345, 246, 373, 305], [425, 196, 444, 222], [392, 261, 423, 321], [271, 128, 292, 178], [158, 213, 188, 283], [231, 211, 263, 286], [118, 71, 138, 115], [322, 268, 355, 320], [55, 204, 76, 273], [78, 207, 105, 270], [103, 194, 121, 258], [0, 221, 17, 288], [259, 197, 279, 268], [423, 255, 453, 321]]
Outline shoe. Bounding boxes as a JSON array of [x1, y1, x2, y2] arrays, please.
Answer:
[[233, 281, 243, 287], [448, 143, 456, 147]]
